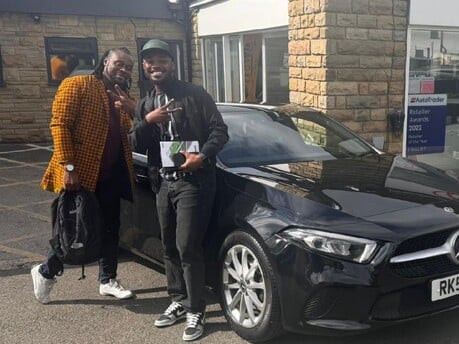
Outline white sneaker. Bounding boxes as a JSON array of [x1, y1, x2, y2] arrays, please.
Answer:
[[31, 264, 56, 304], [99, 279, 134, 299], [183, 311, 206, 341], [154, 301, 186, 327]]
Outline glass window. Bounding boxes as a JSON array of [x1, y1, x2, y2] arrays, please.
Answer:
[[265, 36, 289, 104], [203, 38, 225, 102], [407, 29, 459, 180], [202, 31, 288, 105], [44, 37, 98, 85], [229, 36, 241, 102], [137, 38, 185, 97], [243, 34, 263, 103], [218, 107, 375, 167]]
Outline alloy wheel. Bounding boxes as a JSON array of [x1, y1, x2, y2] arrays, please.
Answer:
[[222, 244, 267, 328]]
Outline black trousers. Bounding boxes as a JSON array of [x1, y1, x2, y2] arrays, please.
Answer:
[[156, 171, 216, 313], [40, 176, 122, 284]]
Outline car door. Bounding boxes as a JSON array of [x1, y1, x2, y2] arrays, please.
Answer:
[[120, 152, 164, 263]]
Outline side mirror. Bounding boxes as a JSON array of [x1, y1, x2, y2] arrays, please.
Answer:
[[388, 109, 405, 136]]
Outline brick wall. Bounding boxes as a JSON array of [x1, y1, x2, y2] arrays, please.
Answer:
[[0, 12, 184, 142], [289, 0, 409, 153]]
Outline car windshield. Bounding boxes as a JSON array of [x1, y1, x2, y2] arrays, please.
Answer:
[[218, 106, 376, 167]]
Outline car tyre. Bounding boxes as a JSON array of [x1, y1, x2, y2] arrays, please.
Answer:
[[219, 230, 283, 342]]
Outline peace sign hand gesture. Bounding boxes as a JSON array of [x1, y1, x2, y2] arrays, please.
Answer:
[[107, 84, 136, 118], [145, 99, 182, 124]]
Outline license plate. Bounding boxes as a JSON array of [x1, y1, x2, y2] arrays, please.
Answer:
[[431, 273, 459, 301]]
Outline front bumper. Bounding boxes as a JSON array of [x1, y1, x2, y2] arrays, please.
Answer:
[[268, 236, 459, 336]]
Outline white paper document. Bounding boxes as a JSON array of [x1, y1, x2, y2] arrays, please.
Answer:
[[160, 140, 199, 167]]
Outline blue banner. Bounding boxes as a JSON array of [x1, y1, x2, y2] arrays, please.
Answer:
[[406, 94, 447, 155]]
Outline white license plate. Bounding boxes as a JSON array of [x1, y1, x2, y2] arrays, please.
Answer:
[[431, 273, 459, 301]]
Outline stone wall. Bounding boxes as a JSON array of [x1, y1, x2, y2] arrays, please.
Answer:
[[0, 12, 184, 142], [189, 8, 203, 87], [288, 0, 409, 153]]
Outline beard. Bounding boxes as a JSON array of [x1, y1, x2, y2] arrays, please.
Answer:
[[110, 75, 131, 90], [144, 68, 175, 85], [116, 78, 130, 90]]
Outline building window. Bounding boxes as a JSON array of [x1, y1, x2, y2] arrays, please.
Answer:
[[136, 38, 185, 97], [0, 45, 4, 87], [202, 30, 288, 105], [229, 36, 242, 102], [264, 35, 289, 104], [407, 28, 459, 179], [44, 37, 98, 86], [244, 33, 263, 103], [203, 38, 225, 102]]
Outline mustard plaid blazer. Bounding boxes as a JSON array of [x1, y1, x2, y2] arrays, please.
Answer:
[[41, 75, 135, 195]]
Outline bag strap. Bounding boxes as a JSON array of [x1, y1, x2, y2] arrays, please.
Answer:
[[78, 265, 86, 280]]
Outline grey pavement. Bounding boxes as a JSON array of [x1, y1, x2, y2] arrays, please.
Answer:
[[2, 143, 459, 344], [0, 143, 248, 344]]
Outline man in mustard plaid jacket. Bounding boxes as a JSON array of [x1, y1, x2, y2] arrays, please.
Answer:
[[31, 47, 137, 303]]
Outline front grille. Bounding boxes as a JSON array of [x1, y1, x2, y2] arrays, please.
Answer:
[[394, 228, 456, 256], [372, 285, 459, 320], [303, 287, 376, 322], [303, 288, 339, 318], [392, 256, 458, 278], [391, 228, 459, 278]]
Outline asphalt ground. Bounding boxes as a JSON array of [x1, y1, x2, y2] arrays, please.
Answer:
[[2, 143, 459, 344], [0, 143, 248, 344]]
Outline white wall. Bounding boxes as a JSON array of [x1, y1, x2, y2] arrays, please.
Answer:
[[410, 0, 459, 27], [196, 0, 288, 36]]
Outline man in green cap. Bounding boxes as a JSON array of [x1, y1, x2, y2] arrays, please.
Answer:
[[129, 39, 228, 341]]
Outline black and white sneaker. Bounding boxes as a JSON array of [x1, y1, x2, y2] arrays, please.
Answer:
[[154, 301, 186, 327], [183, 311, 205, 341]]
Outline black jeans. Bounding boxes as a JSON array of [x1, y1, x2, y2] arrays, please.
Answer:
[[40, 176, 122, 284], [157, 171, 216, 313]]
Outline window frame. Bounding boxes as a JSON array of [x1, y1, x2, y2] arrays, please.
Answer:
[[202, 29, 288, 105], [405, 26, 459, 157], [44, 37, 98, 86], [202, 37, 225, 102]]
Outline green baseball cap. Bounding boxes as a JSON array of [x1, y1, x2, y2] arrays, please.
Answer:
[[140, 39, 173, 59]]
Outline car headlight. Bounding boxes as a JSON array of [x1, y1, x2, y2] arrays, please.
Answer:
[[280, 228, 378, 264]]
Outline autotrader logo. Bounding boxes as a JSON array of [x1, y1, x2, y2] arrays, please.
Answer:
[[410, 96, 447, 104]]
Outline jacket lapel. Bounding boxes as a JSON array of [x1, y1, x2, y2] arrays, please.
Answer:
[[93, 77, 109, 122]]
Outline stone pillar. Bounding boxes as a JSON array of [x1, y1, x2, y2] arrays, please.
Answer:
[[190, 9, 203, 86], [289, 0, 408, 153]]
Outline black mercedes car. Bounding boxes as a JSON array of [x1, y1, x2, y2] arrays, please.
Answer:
[[120, 103, 459, 342]]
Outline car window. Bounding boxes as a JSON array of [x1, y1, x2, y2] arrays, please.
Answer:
[[218, 108, 375, 167]]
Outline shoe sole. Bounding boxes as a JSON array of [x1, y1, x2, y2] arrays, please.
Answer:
[[99, 291, 134, 299], [154, 313, 186, 327], [31, 265, 50, 304]]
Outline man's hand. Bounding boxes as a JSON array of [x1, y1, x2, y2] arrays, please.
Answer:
[[179, 151, 203, 172], [107, 84, 136, 118], [145, 99, 182, 124], [63, 169, 81, 191]]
